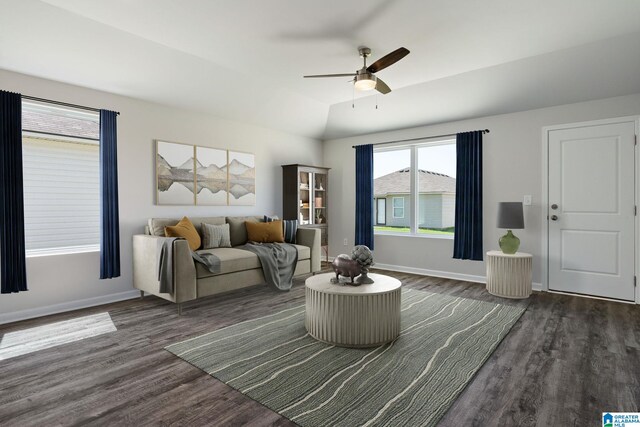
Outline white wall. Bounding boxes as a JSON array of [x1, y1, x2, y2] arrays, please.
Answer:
[[0, 69, 322, 323], [324, 93, 640, 284]]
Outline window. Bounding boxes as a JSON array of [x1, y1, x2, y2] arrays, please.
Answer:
[[22, 100, 100, 255], [373, 148, 410, 234], [373, 140, 456, 238], [392, 197, 404, 218]]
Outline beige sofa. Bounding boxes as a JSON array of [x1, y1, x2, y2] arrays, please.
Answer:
[[133, 216, 321, 314]]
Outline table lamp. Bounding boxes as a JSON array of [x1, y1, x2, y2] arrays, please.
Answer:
[[497, 202, 524, 254]]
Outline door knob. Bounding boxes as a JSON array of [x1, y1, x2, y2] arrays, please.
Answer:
[[551, 204, 558, 210], [550, 215, 558, 221]]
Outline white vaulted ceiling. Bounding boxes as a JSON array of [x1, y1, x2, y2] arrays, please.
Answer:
[[1, 0, 640, 139]]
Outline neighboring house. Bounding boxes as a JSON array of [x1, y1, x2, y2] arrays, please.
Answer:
[[374, 168, 456, 229]]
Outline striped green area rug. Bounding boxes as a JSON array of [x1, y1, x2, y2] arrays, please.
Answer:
[[166, 289, 525, 427]]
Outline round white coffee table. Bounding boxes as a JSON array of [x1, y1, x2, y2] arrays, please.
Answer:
[[305, 272, 401, 348]]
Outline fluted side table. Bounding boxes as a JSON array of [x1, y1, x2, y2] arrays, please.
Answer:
[[305, 273, 401, 348], [486, 251, 532, 299]]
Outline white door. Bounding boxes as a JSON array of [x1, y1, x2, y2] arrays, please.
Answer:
[[548, 121, 636, 301], [376, 198, 386, 224]]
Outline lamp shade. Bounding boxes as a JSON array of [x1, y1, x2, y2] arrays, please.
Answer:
[[497, 202, 524, 229]]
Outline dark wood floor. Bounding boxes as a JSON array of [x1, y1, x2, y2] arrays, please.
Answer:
[[1, 267, 638, 426]]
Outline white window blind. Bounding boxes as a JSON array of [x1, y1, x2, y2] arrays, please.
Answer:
[[22, 101, 100, 255]]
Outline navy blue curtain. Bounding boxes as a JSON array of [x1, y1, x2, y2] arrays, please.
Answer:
[[453, 131, 483, 260], [0, 91, 28, 293], [99, 110, 120, 279], [355, 144, 374, 250]]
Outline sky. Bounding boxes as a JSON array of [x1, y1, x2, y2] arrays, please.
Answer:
[[373, 143, 456, 178]]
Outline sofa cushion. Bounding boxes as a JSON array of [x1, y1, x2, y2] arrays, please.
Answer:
[[195, 244, 311, 278], [226, 216, 262, 247], [201, 223, 232, 249], [195, 248, 260, 278], [149, 216, 225, 236], [149, 218, 179, 236], [293, 243, 310, 261], [165, 217, 201, 251], [246, 220, 285, 243]]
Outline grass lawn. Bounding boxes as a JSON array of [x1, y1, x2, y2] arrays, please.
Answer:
[[374, 226, 454, 235]]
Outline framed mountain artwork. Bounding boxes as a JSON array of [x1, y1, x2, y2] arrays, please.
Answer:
[[156, 140, 196, 205], [227, 151, 255, 206], [195, 146, 228, 205]]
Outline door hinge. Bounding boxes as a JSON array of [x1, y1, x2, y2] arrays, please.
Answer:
[[635, 276, 637, 287], [636, 206, 638, 216], [635, 134, 638, 145]]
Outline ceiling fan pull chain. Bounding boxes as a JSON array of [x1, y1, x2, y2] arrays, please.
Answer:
[[352, 84, 355, 109], [376, 93, 378, 110]]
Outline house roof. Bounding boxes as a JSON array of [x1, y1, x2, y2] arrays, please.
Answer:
[[22, 109, 99, 140], [374, 169, 456, 196]]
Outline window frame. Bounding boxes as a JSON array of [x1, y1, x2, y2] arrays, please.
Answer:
[[21, 102, 101, 257], [392, 196, 405, 218], [373, 139, 456, 240]]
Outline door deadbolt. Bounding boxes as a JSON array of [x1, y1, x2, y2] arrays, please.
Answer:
[[551, 204, 558, 210]]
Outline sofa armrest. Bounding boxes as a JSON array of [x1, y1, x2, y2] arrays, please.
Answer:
[[296, 228, 321, 272], [132, 235, 197, 303]]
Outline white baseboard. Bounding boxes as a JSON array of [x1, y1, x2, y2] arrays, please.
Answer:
[[329, 257, 543, 292], [0, 290, 140, 325], [374, 262, 487, 284]]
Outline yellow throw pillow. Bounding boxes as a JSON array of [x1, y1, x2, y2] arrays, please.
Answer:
[[165, 216, 201, 251], [245, 220, 285, 243]]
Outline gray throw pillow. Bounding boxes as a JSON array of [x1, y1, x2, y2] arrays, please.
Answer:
[[201, 223, 232, 249]]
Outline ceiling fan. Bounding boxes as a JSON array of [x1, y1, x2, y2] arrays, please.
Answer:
[[303, 46, 410, 94]]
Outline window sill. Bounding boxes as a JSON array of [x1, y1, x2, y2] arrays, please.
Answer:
[[374, 232, 454, 240], [26, 245, 100, 258]]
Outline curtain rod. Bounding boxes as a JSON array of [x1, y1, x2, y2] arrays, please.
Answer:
[[21, 95, 120, 116], [351, 129, 489, 148]]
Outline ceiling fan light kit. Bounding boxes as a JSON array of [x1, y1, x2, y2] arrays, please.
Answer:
[[354, 72, 377, 91], [303, 46, 410, 95]]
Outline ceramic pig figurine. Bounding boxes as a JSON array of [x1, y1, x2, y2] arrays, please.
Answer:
[[331, 254, 361, 285]]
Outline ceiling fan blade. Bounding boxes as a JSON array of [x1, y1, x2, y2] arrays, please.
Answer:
[[375, 78, 391, 94], [367, 47, 410, 73], [303, 73, 357, 78]]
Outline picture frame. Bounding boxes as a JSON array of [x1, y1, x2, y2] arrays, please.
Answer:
[[195, 146, 228, 206], [156, 140, 196, 205], [155, 141, 255, 206], [227, 150, 256, 206]]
